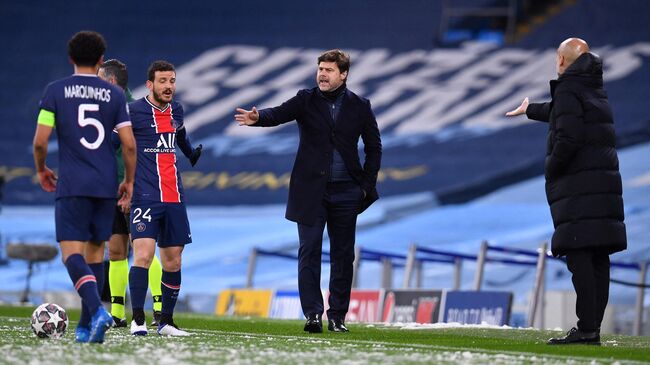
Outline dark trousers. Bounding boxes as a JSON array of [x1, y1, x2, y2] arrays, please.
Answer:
[[297, 182, 362, 320], [565, 250, 610, 332]]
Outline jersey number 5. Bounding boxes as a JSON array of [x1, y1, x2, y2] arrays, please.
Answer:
[[78, 104, 105, 150]]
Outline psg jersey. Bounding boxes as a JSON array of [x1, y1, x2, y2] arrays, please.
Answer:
[[38, 74, 131, 198], [129, 96, 186, 203]]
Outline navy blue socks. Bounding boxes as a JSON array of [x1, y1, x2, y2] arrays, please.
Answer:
[[65, 254, 102, 327], [129, 266, 149, 324], [160, 270, 181, 325]]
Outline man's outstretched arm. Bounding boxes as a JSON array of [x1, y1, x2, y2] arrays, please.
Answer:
[[505, 97, 551, 122]]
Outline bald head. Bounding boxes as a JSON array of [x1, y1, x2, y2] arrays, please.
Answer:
[[556, 38, 590, 75]]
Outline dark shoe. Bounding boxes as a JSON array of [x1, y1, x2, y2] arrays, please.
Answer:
[[303, 314, 323, 333], [151, 311, 162, 327], [328, 318, 349, 333], [112, 316, 128, 328], [547, 327, 600, 345]]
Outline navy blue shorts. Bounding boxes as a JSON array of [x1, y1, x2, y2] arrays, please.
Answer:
[[55, 197, 116, 242], [129, 200, 191, 247]]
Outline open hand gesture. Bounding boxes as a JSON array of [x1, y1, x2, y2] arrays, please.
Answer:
[[235, 107, 259, 126], [505, 97, 529, 117]]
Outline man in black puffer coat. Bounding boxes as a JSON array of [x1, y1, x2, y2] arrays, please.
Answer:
[[506, 38, 627, 345]]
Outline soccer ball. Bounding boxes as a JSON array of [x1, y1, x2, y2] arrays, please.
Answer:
[[31, 303, 68, 339]]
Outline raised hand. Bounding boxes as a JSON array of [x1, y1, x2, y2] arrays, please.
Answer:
[[235, 107, 259, 126], [505, 97, 529, 117]]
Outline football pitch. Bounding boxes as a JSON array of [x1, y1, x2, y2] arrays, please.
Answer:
[[1, 306, 649, 364]]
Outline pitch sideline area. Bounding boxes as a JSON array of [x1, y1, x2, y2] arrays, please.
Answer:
[[1, 306, 649, 364]]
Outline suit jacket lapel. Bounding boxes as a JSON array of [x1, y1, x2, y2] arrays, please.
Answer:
[[336, 91, 354, 128], [310, 90, 334, 130]]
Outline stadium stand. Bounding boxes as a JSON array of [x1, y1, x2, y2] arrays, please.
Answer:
[[1, 0, 648, 206], [0, 0, 648, 330]]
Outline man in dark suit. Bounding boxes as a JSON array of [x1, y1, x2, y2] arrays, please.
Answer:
[[235, 49, 382, 333], [506, 38, 627, 345]]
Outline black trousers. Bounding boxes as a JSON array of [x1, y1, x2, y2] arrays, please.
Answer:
[[565, 250, 610, 332], [297, 182, 363, 320]]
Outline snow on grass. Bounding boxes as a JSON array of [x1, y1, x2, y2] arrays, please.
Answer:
[[1, 316, 648, 365], [0, 325, 606, 365]]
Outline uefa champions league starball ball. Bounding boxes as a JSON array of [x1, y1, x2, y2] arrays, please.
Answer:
[[31, 303, 69, 339]]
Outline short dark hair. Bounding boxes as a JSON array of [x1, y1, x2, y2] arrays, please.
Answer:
[[147, 60, 175, 82], [100, 59, 128, 90], [67, 31, 106, 67], [317, 49, 350, 75]]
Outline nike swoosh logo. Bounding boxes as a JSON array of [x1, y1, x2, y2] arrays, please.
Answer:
[[150, 123, 157, 128]]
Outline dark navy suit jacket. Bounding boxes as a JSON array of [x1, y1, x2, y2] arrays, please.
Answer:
[[255, 87, 382, 225]]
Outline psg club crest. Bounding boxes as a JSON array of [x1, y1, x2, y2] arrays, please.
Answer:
[[136, 222, 146, 232], [171, 118, 180, 130]]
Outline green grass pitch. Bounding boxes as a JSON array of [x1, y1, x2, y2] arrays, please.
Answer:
[[1, 305, 649, 364]]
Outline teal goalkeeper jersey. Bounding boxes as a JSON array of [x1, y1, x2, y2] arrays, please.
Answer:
[[115, 88, 135, 183]]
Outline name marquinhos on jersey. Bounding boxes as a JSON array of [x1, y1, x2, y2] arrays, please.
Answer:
[[64, 84, 111, 102], [143, 133, 176, 153]]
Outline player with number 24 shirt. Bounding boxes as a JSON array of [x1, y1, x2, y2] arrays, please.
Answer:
[[126, 60, 201, 337]]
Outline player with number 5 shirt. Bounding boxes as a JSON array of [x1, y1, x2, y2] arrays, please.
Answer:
[[33, 30, 137, 344]]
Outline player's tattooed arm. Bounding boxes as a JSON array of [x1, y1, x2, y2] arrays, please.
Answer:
[[32, 124, 57, 192]]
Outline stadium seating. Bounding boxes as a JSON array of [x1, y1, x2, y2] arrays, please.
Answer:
[[0, 1, 648, 329]]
